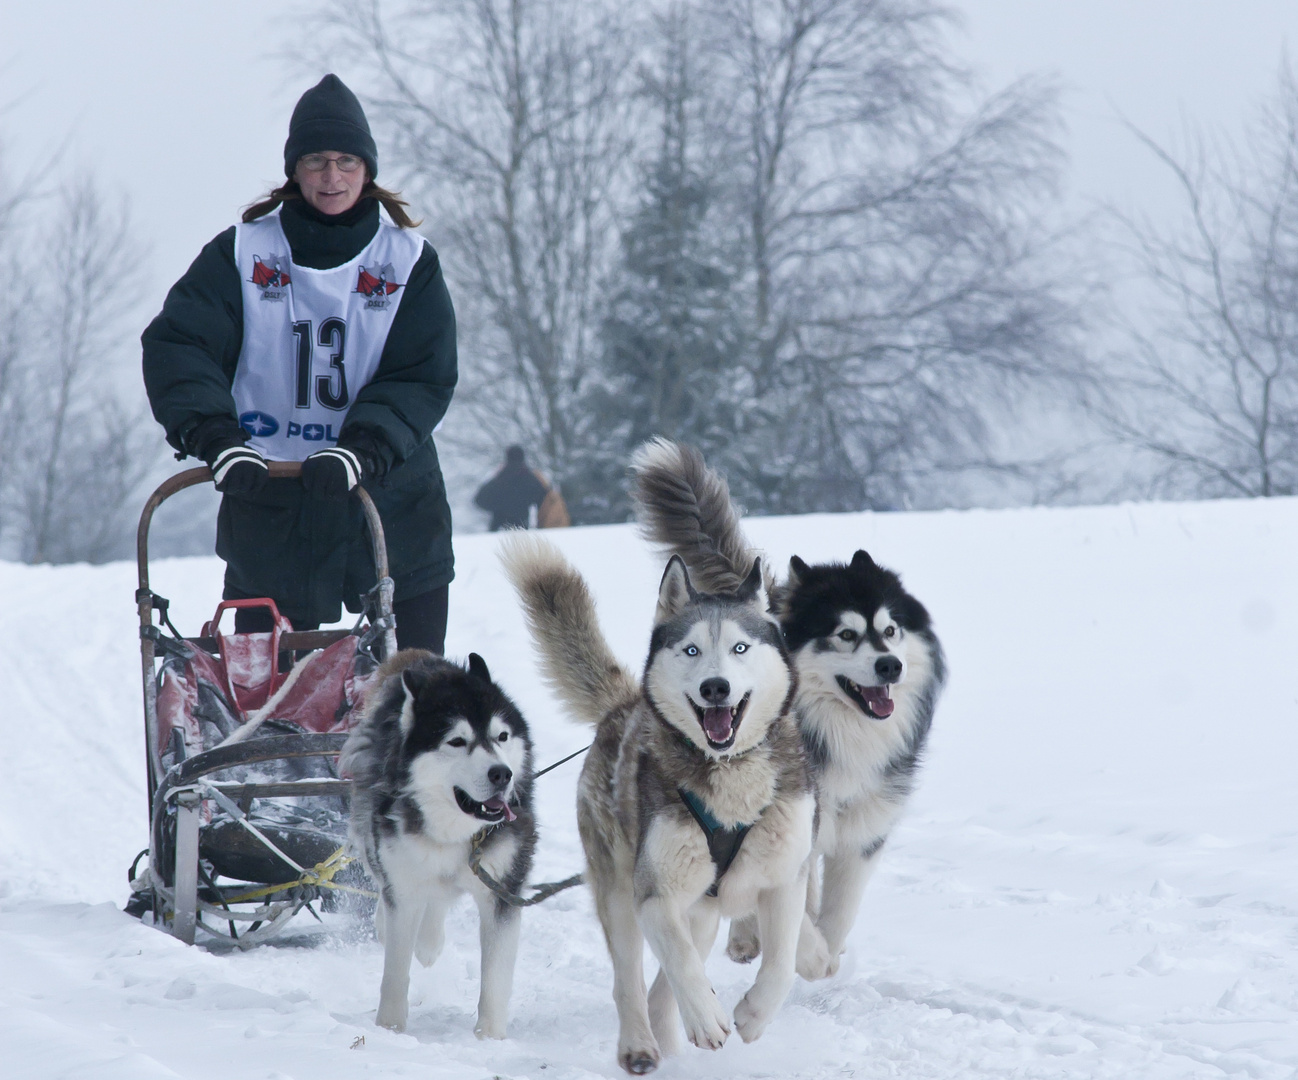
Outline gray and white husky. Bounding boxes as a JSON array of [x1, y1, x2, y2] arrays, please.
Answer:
[[501, 534, 814, 1075], [631, 439, 946, 979], [340, 649, 536, 1036]]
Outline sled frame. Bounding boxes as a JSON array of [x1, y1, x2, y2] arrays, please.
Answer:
[[135, 463, 394, 945]]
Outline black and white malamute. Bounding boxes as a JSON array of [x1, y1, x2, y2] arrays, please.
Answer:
[[502, 534, 814, 1075], [341, 650, 537, 1036], [632, 439, 946, 979]]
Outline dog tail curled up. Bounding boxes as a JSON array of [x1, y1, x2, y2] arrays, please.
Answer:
[[630, 437, 773, 597], [499, 533, 640, 725]]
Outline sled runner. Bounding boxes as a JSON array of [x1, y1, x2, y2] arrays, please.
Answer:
[[126, 462, 396, 947]]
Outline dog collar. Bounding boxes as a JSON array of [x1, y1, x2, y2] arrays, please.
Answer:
[[678, 788, 752, 898]]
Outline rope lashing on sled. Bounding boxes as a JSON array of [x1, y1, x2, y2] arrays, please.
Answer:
[[468, 827, 584, 908], [220, 846, 378, 905], [191, 783, 378, 902]]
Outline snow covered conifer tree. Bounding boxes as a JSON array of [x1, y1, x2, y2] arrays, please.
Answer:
[[565, 7, 747, 523]]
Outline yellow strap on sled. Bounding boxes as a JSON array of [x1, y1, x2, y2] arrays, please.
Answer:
[[222, 846, 378, 904]]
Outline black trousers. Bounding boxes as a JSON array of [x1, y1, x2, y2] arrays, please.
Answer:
[[391, 587, 449, 654], [233, 585, 448, 655]]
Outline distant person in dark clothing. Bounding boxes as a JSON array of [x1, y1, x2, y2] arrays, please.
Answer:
[[475, 446, 551, 531]]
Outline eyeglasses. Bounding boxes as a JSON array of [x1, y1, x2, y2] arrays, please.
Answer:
[[297, 153, 365, 174]]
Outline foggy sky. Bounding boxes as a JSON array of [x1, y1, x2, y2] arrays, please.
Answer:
[[4, 0, 1296, 322]]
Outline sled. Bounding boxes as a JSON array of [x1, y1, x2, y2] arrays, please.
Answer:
[[126, 462, 396, 947]]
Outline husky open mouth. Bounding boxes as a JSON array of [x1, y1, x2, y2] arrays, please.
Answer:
[[836, 676, 895, 719], [454, 787, 517, 823], [687, 691, 751, 750]]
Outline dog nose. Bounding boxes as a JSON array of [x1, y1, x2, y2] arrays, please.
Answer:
[[487, 764, 512, 788], [699, 677, 730, 704], [875, 655, 902, 682]]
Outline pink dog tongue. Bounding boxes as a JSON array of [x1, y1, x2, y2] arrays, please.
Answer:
[[701, 706, 734, 743], [861, 687, 895, 718], [483, 796, 516, 822]]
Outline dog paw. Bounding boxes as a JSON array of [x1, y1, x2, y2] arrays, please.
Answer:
[[795, 924, 834, 981], [679, 989, 730, 1051], [474, 1016, 507, 1040], [726, 918, 761, 964], [374, 999, 408, 1032], [727, 940, 760, 964], [733, 990, 772, 1043], [618, 1038, 661, 1074]]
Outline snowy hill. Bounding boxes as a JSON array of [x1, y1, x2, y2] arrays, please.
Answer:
[[1, 497, 1295, 1079]]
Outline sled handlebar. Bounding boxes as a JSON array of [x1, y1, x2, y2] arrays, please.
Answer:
[[136, 464, 397, 814], [135, 462, 391, 587]]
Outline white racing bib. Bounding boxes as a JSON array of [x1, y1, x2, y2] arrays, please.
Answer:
[[232, 206, 424, 460]]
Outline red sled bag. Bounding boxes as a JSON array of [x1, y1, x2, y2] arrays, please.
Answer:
[[151, 598, 380, 888]]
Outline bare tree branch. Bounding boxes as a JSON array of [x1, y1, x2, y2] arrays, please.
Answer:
[[1098, 65, 1298, 499]]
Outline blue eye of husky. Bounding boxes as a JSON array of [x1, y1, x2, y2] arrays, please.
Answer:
[[447, 737, 468, 748], [734, 642, 748, 654], [684, 644, 699, 656]]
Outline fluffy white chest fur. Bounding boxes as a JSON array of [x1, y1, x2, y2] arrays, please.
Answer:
[[796, 639, 937, 857], [377, 832, 476, 898]]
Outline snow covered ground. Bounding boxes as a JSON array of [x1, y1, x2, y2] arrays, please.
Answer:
[[1, 496, 1296, 1079]]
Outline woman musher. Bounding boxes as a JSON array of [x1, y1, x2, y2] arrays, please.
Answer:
[[143, 74, 456, 652]]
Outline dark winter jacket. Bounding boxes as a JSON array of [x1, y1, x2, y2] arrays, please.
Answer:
[[142, 197, 457, 625], [474, 463, 550, 531]]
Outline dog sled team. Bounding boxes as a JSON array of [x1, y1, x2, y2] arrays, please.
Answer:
[[342, 437, 945, 1073], [137, 70, 942, 1071]]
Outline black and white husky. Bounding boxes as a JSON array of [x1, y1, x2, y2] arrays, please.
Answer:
[[502, 534, 814, 1075], [632, 439, 946, 979], [340, 650, 537, 1036]]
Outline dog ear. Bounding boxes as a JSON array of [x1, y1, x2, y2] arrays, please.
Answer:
[[401, 668, 423, 698], [736, 557, 770, 612], [399, 668, 423, 735], [655, 555, 697, 623], [788, 555, 810, 584], [850, 550, 877, 574], [467, 652, 492, 684]]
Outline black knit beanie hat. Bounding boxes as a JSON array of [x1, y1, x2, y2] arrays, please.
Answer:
[[283, 74, 378, 180]]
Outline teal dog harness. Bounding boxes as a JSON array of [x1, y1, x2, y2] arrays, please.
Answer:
[[678, 788, 752, 898]]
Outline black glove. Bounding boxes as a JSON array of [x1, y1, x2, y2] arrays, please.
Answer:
[[189, 415, 269, 497], [209, 444, 269, 496], [301, 446, 366, 500]]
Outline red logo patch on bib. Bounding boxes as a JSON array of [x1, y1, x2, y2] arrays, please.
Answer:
[[355, 263, 403, 308], [250, 255, 292, 301]]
